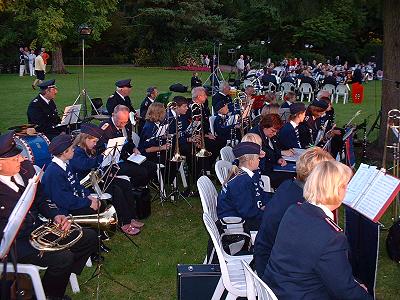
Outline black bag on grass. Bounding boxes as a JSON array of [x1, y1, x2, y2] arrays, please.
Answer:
[[386, 219, 400, 262], [169, 83, 188, 93]]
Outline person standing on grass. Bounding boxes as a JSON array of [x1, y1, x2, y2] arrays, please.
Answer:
[[32, 51, 45, 89], [28, 49, 36, 77], [41, 47, 50, 71], [18, 47, 27, 77]]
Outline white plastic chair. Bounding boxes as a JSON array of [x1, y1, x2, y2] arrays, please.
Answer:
[[242, 260, 278, 300], [209, 115, 217, 136], [260, 175, 273, 193], [321, 84, 336, 101], [279, 82, 295, 100], [220, 146, 235, 162], [203, 212, 253, 300], [335, 84, 349, 104], [299, 83, 314, 102], [215, 160, 232, 185], [197, 176, 218, 222]]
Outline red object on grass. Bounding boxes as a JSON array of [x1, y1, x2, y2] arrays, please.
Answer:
[[351, 83, 364, 104]]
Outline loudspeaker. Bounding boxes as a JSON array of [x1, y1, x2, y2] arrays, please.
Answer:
[[177, 264, 221, 300]]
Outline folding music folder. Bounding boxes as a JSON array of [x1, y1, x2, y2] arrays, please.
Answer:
[[343, 163, 400, 222]]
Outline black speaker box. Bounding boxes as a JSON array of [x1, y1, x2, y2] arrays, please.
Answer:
[[177, 264, 221, 300]]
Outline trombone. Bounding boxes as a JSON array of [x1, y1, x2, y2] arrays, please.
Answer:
[[382, 109, 400, 221], [193, 103, 212, 158]]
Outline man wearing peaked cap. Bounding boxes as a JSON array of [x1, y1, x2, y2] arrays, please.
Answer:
[[106, 78, 136, 115], [27, 79, 63, 140], [0, 131, 97, 299], [139, 86, 159, 133]]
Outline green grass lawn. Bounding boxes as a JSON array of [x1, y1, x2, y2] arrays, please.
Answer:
[[0, 67, 398, 299]]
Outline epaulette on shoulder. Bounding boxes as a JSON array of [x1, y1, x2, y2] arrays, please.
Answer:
[[101, 123, 110, 131], [325, 217, 343, 232], [108, 95, 114, 98], [227, 169, 246, 183], [32, 98, 38, 103]]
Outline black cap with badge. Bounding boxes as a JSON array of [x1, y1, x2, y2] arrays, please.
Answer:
[[115, 79, 132, 88], [37, 79, 57, 91], [0, 131, 22, 158], [48, 134, 74, 156]]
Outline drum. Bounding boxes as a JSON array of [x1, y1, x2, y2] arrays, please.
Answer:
[[15, 133, 51, 168]]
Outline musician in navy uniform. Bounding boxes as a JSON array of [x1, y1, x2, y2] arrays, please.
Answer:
[[254, 147, 333, 276], [138, 102, 178, 184], [69, 123, 144, 235], [262, 161, 372, 300], [189, 87, 225, 176], [106, 79, 136, 114], [217, 141, 270, 231], [250, 114, 294, 188], [42, 134, 101, 216], [214, 101, 240, 145], [280, 91, 296, 109], [0, 131, 96, 300], [27, 79, 63, 140], [139, 86, 159, 134], [97, 105, 157, 188], [298, 99, 328, 148], [211, 81, 233, 114], [278, 102, 306, 150]]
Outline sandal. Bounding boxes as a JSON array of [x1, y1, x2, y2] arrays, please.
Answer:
[[131, 219, 144, 228], [121, 224, 140, 235]]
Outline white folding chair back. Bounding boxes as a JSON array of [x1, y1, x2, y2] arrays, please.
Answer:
[[209, 115, 217, 136], [220, 146, 235, 162], [197, 176, 218, 221], [335, 84, 349, 104], [279, 82, 295, 100], [242, 260, 278, 300], [299, 83, 313, 102], [131, 132, 140, 147], [321, 84, 336, 101], [260, 175, 273, 193], [215, 160, 233, 185], [203, 213, 249, 300]]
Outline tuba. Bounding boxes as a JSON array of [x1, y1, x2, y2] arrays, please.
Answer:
[[30, 205, 118, 252]]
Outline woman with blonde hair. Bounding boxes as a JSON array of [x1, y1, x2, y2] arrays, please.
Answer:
[[69, 123, 144, 236], [262, 161, 371, 299], [138, 102, 177, 183], [217, 141, 271, 230], [254, 146, 332, 275]]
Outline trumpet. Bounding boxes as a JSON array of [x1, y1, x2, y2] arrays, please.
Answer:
[[30, 205, 118, 252], [382, 109, 400, 221]]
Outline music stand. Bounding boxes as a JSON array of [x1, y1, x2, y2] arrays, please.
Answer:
[[0, 173, 40, 298], [204, 41, 225, 94]]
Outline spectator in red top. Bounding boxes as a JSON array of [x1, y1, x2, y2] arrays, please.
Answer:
[[41, 47, 50, 71]]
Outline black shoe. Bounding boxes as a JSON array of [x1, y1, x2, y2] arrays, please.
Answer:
[[91, 253, 105, 263], [190, 190, 200, 197], [100, 243, 111, 253], [46, 296, 72, 300], [182, 188, 192, 197]]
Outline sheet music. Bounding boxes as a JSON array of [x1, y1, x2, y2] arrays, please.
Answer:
[[343, 163, 400, 222], [59, 104, 81, 126], [101, 137, 126, 168], [343, 163, 378, 207], [127, 153, 147, 165], [0, 175, 39, 258], [282, 148, 306, 162]]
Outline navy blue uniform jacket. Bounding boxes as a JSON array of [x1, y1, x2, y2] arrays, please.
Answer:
[[0, 160, 60, 258], [254, 179, 304, 275], [27, 95, 61, 137], [263, 202, 372, 300], [42, 161, 91, 215], [106, 92, 135, 114], [278, 122, 302, 150], [69, 146, 103, 181], [217, 169, 269, 223], [138, 121, 165, 155]]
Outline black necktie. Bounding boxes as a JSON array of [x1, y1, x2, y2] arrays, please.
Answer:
[[10, 176, 25, 194]]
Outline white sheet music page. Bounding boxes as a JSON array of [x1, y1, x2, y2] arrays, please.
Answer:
[[60, 104, 81, 125], [343, 163, 378, 207], [355, 171, 400, 221], [101, 136, 126, 168], [282, 148, 306, 162]]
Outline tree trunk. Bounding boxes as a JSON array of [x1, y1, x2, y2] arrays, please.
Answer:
[[379, 0, 400, 147], [50, 45, 68, 74]]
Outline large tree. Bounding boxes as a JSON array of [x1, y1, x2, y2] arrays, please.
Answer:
[[6, 0, 118, 73], [379, 0, 400, 146]]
